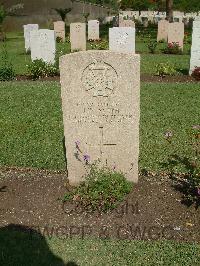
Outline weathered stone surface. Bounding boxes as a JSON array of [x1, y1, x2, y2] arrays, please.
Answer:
[[190, 21, 200, 74], [23, 24, 39, 52], [54, 21, 65, 42], [88, 20, 99, 40], [109, 27, 135, 53], [30, 29, 56, 64], [157, 20, 169, 42], [168, 22, 184, 50], [70, 23, 86, 51], [60, 51, 140, 185]]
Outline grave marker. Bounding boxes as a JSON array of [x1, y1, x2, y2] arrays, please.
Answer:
[[30, 29, 56, 64], [23, 24, 39, 52], [88, 20, 100, 40], [60, 51, 140, 185], [54, 21, 65, 42], [109, 27, 135, 53], [168, 22, 184, 50], [70, 23, 86, 51], [189, 21, 200, 74]]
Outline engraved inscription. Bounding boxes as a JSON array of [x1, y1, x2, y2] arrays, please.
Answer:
[[82, 61, 118, 97]]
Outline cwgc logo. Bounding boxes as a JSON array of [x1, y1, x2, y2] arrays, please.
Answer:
[[82, 60, 118, 97]]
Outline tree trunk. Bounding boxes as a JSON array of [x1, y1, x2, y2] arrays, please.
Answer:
[[166, 0, 173, 22]]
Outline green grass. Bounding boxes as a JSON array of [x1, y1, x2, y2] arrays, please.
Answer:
[[0, 226, 200, 265], [0, 81, 199, 173], [0, 31, 191, 75]]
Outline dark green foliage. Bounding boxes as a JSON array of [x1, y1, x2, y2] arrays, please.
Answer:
[[63, 163, 133, 212], [0, 44, 15, 81]]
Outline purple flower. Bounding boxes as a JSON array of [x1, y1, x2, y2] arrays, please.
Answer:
[[192, 125, 200, 130], [197, 188, 200, 196], [83, 154, 90, 163], [75, 140, 80, 146]]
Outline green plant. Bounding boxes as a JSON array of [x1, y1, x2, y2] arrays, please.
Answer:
[[163, 42, 183, 55], [27, 59, 58, 79], [147, 40, 157, 54], [89, 39, 108, 50], [0, 44, 15, 81], [192, 67, 200, 81], [63, 162, 133, 212], [155, 62, 177, 77]]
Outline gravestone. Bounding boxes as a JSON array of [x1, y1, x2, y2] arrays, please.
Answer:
[[70, 23, 86, 52], [30, 29, 56, 64], [157, 20, 169, 42], [119, 17, 135, 27], [88, 20, 100, 40], [168, 22, 184, 50], [23, 24, 39, 52], [60, 50, 140, 185], [54, 21, 65, 42], [189, 21, 200, 74], [109, 27, 135, 53]]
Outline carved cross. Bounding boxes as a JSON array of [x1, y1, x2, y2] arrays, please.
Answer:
[[99, 126, 116, 164]]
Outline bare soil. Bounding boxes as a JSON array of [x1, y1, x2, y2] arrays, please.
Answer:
[[0, 167, 199, 242]]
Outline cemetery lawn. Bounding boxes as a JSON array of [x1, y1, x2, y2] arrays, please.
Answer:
[[0, 31, 191, 76], [0, 81, 199, 173]]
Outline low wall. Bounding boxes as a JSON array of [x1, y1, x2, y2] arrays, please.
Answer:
[[3, 0, 114, 31]]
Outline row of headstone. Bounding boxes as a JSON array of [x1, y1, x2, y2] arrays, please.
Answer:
[[70, 22, 135, 53], [157, 21, 184, 50], [190, 21, 200, 74]]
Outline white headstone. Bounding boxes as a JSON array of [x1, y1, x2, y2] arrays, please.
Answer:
[[30, 29, 56, 64], [88, 20, 100, 40], [70, 23, 86, 52], [60, 50, 140, 185], [23, 24, 39, 52], [109, 27, 135, 53], [190, 21, 200, 74]]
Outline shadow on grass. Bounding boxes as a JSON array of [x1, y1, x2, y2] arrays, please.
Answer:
[[0, 224, 78, 266], [175, 68, 189, 75], [160, 154, 200, 209]]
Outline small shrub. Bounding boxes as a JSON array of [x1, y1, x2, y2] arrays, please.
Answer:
[[89, 39, 108, 50], [163, 42, 183, 55], [27, 59, 58, 79], [0, 44, 15, 81], [63, 163, 133, 212], [192, 67, 200, 81], [155, 62, 177, 77], [147, 40, 157, 54]]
